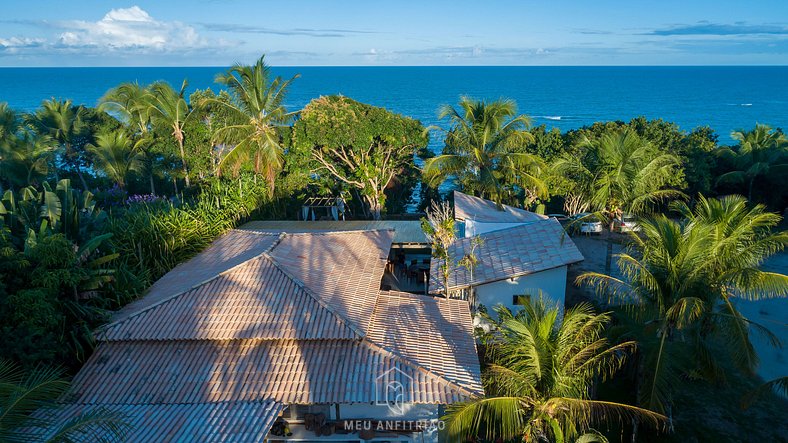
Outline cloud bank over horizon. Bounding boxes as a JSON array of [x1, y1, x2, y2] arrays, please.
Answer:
[[1, 2, 787, 66]]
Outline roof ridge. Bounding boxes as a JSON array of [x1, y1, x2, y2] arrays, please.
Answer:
[[281, 228, 395, 237], [98, 233, 286, 336], [361, 337, 481, 398], [262, 250, 367, 339]]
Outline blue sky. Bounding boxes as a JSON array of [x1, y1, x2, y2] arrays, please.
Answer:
[[1, 0, 787, 66]]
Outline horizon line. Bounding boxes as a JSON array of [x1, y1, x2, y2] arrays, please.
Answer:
[[1, 64, 788, 69]]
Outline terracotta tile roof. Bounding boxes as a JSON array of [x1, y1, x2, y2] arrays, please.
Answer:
[[68, 339, 475, 405], [51, 228, 483, 440], [29, 401, 283, 442], [369, 291, 482, 391], [430, 218, 584, 293], [100, 255, 357, 341], [454, 190, 548, 223], [241, 220, 428, 244], [113, 230, 282, 322], [269, 230, 394, 335]]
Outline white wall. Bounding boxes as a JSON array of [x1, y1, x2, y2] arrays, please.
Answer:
[[475, 265, 568, 316], [464, 220, 529, 237]]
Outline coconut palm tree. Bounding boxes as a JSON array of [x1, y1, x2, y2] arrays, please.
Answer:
[[146, 80, 194, 187], [28, 99, 90, 190], [554, 129, 684, 273], [423, 97, 546, 206], [578, 195, 787, 413], [0, 359, 129, 442], [716, 124, 788, 202], [0, 129, 57, 187], [87, 130, 144, 190], [443, 297, 665, 442], [0, 102, 19, 145], [202, 55, 298, 193], [100, 82, 159, 194]]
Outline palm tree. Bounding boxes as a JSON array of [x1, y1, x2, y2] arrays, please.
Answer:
[[0, 102, 19, 145], [0, 359, 129, 442], [0, 129, 57, 187], [717, 124, 788, 202], [29, 99, 90, 190], [444, 297, 665, 442], [202, 55, 299, 193], [146, 80, 194, 187], [423, 97, 546, 206], [100, 82, 158, 194], [579, 195, 787, 413], [87, 130, 144, 190], [554, 129, 684, 272]]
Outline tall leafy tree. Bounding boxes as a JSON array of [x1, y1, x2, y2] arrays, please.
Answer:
[[87, 131, 144, 190], [716, 123, 788, 202], [292, 95, 428, 219], [203, 55, 298, 193], [423, 97, 547, 206], [579, 195, 788, 413], [28, 99, 90, 190], [443, 297, 665, 442], [146, 80, 194, 187]]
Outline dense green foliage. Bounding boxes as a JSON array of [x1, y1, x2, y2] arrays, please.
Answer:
[[444, 297, 665, 442], [580, 195, 787, 415], [292, 95, 428, 218]]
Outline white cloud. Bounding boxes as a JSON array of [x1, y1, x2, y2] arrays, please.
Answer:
[[0, 36, 45, 49], [55, 6, 206, 51]]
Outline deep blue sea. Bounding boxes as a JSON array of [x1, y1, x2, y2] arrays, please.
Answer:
[[1, 66, 786, 145]]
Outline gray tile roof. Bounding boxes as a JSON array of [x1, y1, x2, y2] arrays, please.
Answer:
[[28, 401, 284, 443], [430, 218, 584, 293], [454, 190, 548, 223]]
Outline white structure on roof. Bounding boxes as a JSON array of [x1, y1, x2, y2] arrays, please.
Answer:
[[453, 190, 548, 237], [431, 192, 584, 316]]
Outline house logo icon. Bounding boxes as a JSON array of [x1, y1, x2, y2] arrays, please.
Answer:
[[375, 367, 411, 415]]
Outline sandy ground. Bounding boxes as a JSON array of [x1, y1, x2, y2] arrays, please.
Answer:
[[565, 231, 787, 382]]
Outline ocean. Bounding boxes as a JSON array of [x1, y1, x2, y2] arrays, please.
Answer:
[[0, 66, 786, 146]]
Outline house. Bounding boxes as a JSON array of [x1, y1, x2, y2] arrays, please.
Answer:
[[429, 192, 584, 315], [453, 190, 549, 237], [36, 227, 482, 442]]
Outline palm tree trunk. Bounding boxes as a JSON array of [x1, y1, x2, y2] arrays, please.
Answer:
[[149, 174, 156, 195], [178, 137, 190, 187]]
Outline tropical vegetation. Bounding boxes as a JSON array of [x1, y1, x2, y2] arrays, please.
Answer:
[[444, 297, 665, 442]]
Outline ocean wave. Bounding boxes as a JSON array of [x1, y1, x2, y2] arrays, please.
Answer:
[[540, 115, 562, 121]]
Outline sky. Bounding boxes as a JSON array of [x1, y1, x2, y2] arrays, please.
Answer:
[[1, 0, 787, 66]]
